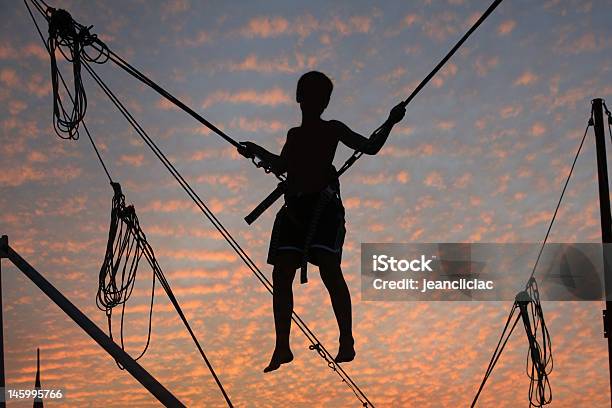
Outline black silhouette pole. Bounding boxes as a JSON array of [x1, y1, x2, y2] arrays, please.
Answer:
[[34, 348, 43, 408], [0, 235, 185, 408], [592, 98, 612, 404], [0, 235, 5, 408]]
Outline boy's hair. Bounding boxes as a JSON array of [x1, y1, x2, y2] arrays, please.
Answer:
[[296, 71, 333, 106]]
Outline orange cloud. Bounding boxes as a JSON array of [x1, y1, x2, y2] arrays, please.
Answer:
[[424, 171, 445, 189], [497, 20, 516, 35], [241, 16, 291, 38], [530, 122, 547, 137], [396, 170, 410, 184], [499, 104, 523, 119], [513, 71, 538, 86]]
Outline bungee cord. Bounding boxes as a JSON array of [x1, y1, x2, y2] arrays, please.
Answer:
[[471, 110, 594, 407], [337, 0, 504, 178], [25, 1, 373, 405]]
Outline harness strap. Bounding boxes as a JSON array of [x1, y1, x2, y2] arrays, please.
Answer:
[[299, 184, 338, 284]]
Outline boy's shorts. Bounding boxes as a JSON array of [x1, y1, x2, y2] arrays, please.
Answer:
[[267, 191, 346, 267]]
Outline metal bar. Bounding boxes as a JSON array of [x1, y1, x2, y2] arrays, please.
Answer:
[[2, 237, 185, 407], [591, 98, 612, 405], [244, 182, 285, 225]]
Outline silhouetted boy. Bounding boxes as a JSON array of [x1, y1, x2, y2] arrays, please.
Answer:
[[238, 71, 405, 372]]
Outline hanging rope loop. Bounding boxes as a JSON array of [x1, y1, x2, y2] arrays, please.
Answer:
[[521, 280, 553, 407], [45, 6, 109, 140], [95, 182, 234, 406], [472, 108, 595, 407], [97, 182, 152, 366]]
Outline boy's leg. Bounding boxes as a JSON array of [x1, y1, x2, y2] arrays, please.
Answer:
[[265, 251, 299, 372], [315, 250, 354, 362]]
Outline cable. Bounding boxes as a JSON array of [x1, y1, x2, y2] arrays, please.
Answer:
[[470, 304, 521, 407], [337, 0, 505, 177], [97, 183, 234, 407], [471, 111, 593, 407], [526, 113, 593, 284]]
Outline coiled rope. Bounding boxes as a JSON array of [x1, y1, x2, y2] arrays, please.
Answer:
[[97, 182, 234, 407]]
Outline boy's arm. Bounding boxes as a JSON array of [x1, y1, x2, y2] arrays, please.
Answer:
[[337, 102, 406, 155], [237, 141, 287, 175]]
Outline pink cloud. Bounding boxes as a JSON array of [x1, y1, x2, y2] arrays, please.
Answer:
[[202, 87, 291, 108], [0, 68, 19, 87], [497, 20, 516, 36], [499, 104, 523, 119], [474, 56, 499, 77], [530, 122, 547, 137], [432, 62, 458, 88], [424, 171, 446, 189], [436, 120, 456, 131], [241, 16, 290, 38], [119, 153, 145, 167], [230, 117, 285, 133], [162, 0, 190, 14]]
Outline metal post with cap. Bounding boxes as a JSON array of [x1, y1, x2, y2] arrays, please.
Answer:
[[0, 235, 7, 408], [591, 98, 612, 405]]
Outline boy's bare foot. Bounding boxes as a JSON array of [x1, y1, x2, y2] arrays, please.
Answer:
[[263, 348, 294, 373], [334, 340, 355, 364]]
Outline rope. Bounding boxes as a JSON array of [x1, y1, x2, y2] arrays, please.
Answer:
[[471, 110, 593, 407], [470, 279, 552, 407], [97, 183, 154, 363], [46, 5, 109, 139], [97, 183, 234, 407], [24, 0, 112, 183], [522, 279, 553, 407]]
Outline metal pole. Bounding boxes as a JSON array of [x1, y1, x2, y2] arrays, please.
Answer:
[[0, 236, 185, 408], [591, 98, 612, 405], [0, 235, 6, 408]]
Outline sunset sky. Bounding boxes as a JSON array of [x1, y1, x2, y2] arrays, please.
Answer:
[[2, 0, 612, 406]]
